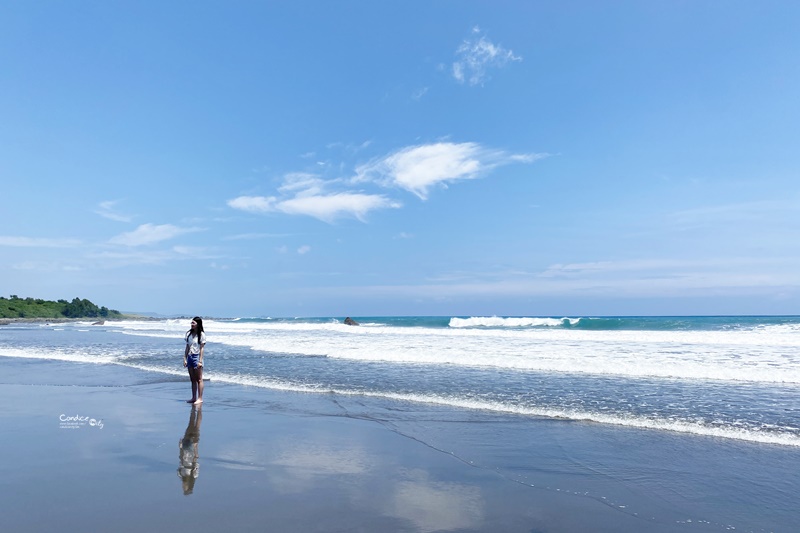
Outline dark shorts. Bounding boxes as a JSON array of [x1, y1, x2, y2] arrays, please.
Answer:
[[187, 354, 201, 369]]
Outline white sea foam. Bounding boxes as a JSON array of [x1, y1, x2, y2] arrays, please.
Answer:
[[364, 392, 800, 447], [102, 361, 800, 447], [449, 316, 580, 328], [167, 368, 800, 447], [4, 334, 799, 447], [0, 346, 116, 365], [102, 319, 800, 384]]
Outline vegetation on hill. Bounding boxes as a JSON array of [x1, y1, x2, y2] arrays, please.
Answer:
[[0, 295, 124, 319]]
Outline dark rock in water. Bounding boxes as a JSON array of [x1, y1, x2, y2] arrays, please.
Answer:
[[344, 317, 359, 326], [92, 320, 105, 326]]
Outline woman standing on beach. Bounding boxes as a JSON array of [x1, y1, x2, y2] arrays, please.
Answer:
[[184, 317, 206, 404]]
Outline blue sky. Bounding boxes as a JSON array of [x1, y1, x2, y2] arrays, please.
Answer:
[[2, 1, 799, 318]]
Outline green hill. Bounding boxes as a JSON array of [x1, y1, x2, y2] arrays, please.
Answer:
[[0, 295, 124, 319]]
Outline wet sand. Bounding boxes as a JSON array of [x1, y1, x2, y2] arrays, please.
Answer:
[[0, 359, 797, 532]]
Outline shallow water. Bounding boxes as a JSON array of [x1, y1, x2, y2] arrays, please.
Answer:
[[2, 315, 799, 446]]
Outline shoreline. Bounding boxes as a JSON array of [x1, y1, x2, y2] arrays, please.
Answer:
[[0, 315, 161, 325], [0, 359, 628, 532], [0, 317, 101, 325], [2, 356, 798, 531]]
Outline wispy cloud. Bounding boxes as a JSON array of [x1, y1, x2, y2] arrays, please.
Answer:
[[229, 192, 401, 223], [229, 164, 404, 223], [227, 196, 277, 213], [453, 27, 521, 86], [228, 141, 544, 221], [0, 236, 81, 248], [297, 245, 311, 255], [667, 200, 797, 228], [326, 140, 373, 153], [297, 256, 800, 302], [539, 259, 690, 278], [531, 257, 800, 295], [108, 223, 202, 247], [223, 232, 292, 241], [278, 172, 326, 194], [94, 200, 133, 222], [12, 261, 82, 271], [88, 244, 217, 267], [354, 142, 547, 199], [280, 193, 401, 222]]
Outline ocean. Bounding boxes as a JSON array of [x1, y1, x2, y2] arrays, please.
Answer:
[[2, 314, 799, 447]]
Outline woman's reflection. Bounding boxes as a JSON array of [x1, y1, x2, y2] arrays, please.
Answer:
[[178, 405, 202, 495]]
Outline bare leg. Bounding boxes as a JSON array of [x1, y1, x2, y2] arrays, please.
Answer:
[[194, 367, 204, 404], [187, 367, 198, 403]]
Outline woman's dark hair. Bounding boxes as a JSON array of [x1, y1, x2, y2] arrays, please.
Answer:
[[188, 316, 204, 338]]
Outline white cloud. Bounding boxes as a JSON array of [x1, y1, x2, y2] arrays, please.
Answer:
[[227, 196, 278, 213], [228, 141, 543, 221], [278, 173, 326, 194], [12, 261, 82, 271], [109, 223, 200, 247], [412, 87, 429, 100], [224, 233, 290, 241], [87, 244, 215, 267], [668, 200, 796, 228], [354, 142, 544, 199], [279, 193, 401, 223], [95, 200, 133, 222], [229, 170, 402, 222], [0, 236, 81, 248], [88, 249, 179, 265], [453, 30, 521, 86], [510, 153, 549, 163], [171, 245, 208, 256], [352, 140, 372, 152], [297, 245, 311, 255], [293, 256, 800, 304], [327, 140, 372, 153]]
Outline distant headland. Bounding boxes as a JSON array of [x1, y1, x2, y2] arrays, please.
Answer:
[[0, 295, 128, 322]]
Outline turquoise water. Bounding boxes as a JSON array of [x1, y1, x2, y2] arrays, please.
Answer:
[[225, 314, 800, 330]]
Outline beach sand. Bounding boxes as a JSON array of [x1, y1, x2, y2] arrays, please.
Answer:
[[1, 359, 796, 532]]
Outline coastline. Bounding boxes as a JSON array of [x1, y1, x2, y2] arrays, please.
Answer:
[[0, 315, 157, 325], [0, 317, 101, 325], [2, 356, 798, 532], [1, 359, 602, 532]]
